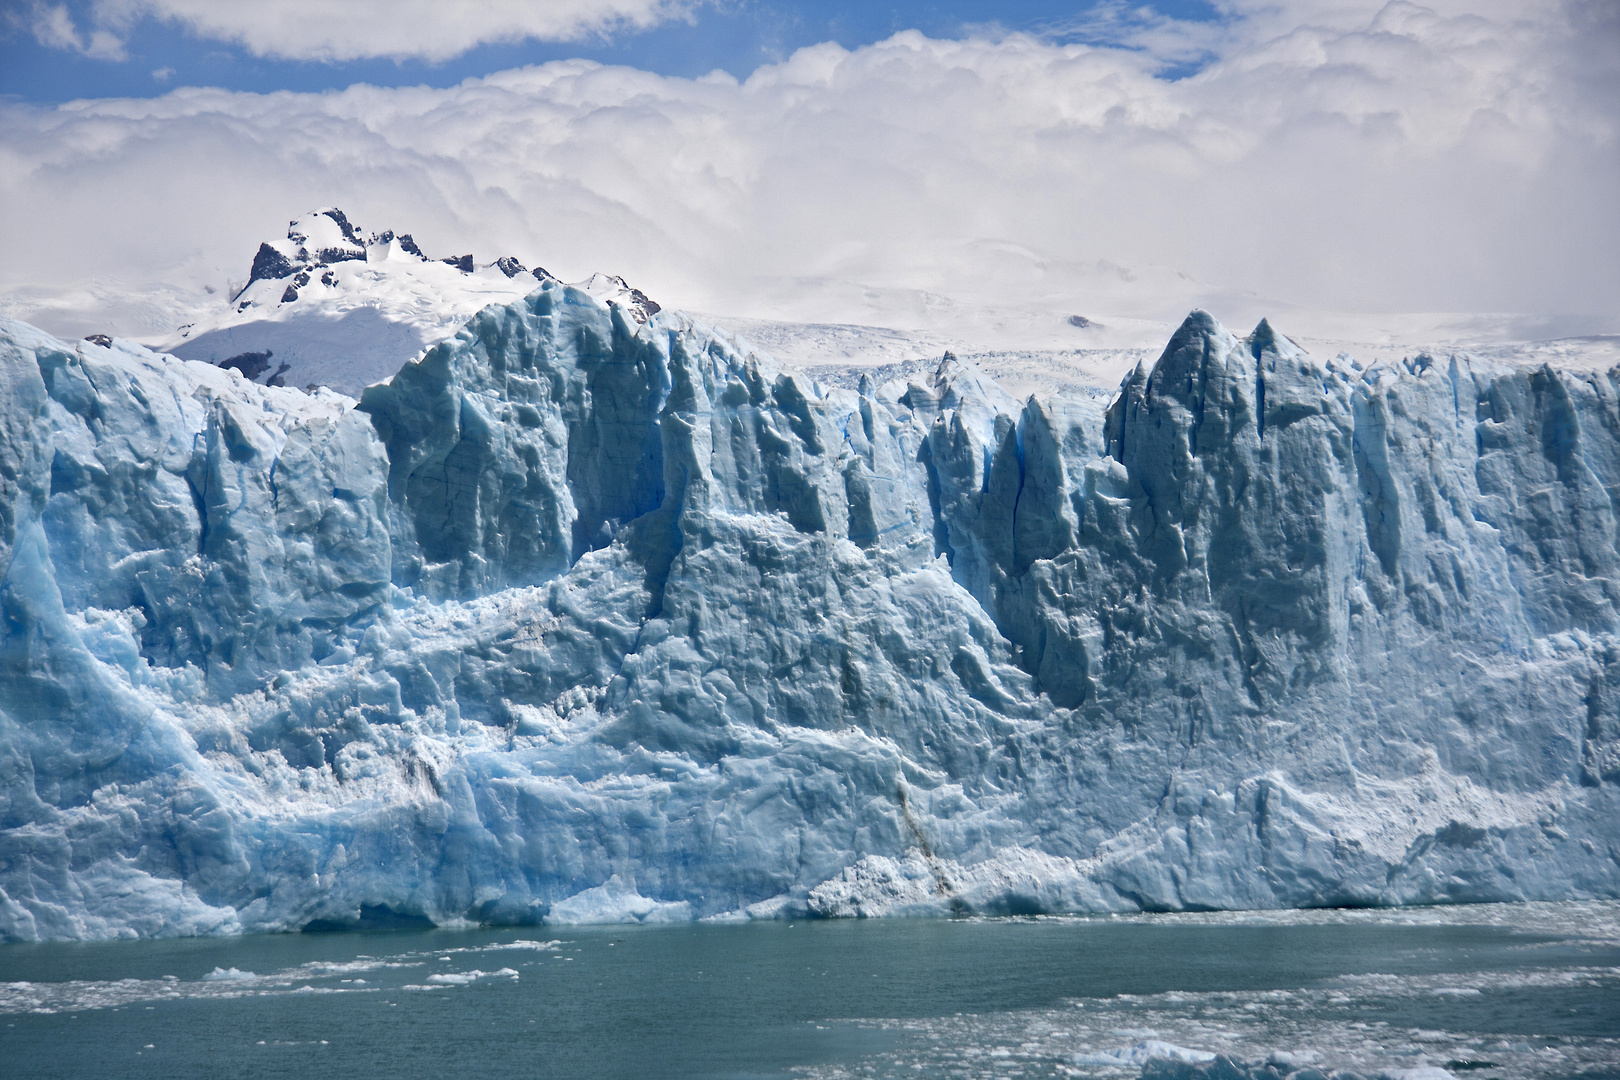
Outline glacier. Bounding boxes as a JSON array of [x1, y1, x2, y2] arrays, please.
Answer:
[[1, 281, 1618, 941]]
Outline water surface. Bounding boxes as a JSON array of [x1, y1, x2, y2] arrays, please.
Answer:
[[2, 902, 1616, 1079]]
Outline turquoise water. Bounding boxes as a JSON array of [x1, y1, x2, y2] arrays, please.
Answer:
[[2, 903, 1617, 1079]]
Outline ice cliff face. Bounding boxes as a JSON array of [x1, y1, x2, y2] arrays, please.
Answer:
[[2, 291, 1618, 941]]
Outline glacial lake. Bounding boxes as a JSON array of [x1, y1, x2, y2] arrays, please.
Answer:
[[2, 903, 1616, 1080]]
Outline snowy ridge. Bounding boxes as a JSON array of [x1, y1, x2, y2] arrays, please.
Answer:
[[158, 209, 659, 397], [1, 290, 1618, 941]]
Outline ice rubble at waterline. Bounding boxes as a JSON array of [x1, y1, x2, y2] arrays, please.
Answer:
[[0, 283, 1617, 941]]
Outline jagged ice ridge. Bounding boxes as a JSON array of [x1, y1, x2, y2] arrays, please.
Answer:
[[1, 284, 1617, 941]]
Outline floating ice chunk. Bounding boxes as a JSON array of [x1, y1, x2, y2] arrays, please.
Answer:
[[1138, 1053, 1456, 1080], [199, 967, 257, 981], [1074, 1040, 1218, 1067], [424, 968, 519, 985], [1268, 1053, 1320, 1069]]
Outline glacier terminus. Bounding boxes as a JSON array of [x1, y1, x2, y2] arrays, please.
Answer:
[[2, 279, 1618, 941]]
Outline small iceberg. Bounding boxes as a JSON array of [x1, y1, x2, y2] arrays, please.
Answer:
[[199, 967, 257, 981], [1074, 1040, 1218, 1067]]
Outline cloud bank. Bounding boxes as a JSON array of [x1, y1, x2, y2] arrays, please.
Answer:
[[15, 0, 693, 61], [1, 0, 1615, 340]]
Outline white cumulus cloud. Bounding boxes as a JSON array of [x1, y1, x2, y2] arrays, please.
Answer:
[[1, 0, 1615, 343]]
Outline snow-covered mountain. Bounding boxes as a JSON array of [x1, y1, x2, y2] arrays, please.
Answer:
[[1, 275, 1619, 941], [159, 208, 660, 396]]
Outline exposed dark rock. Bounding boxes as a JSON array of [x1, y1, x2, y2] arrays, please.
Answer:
[[265, 363, 292, 388], [531, 265, 556, 281], [398, 233, 424, 258], [495, 256, 527, 278], [314, 248, 364, 266], [443, 254, 474, 273], [293, 271, 310, 287], [82, 334, 113, 348], [219, 350, 274, 380], [628, 288, 661, 319], [281, 284, 299, 304], [320, 208, 361, 244], [1068, 314, 1094, 328], [321, 270, 336, 287], [245, 243, 295, 292]]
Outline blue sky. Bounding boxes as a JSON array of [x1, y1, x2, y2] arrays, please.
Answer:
[[1, 0, 1221, 102]]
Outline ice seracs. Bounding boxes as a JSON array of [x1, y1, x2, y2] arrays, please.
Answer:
[[160, 208, 660, 396], [1, 290, 1618, 942]]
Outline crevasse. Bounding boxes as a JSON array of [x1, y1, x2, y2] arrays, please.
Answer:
[[0, 286, 1616, 941]]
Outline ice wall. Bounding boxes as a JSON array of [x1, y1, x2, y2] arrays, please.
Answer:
[[1, 288, 1617, 940]]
